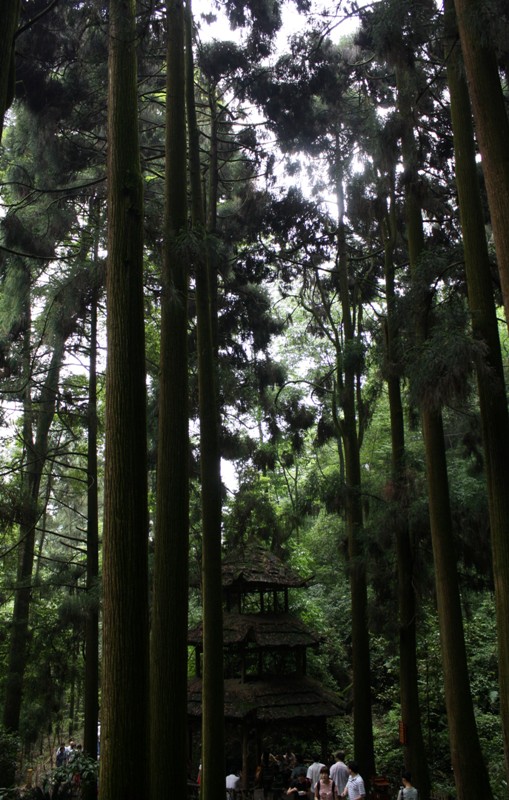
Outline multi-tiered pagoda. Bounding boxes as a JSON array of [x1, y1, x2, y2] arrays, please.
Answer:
[[188, 544, 343, 783]]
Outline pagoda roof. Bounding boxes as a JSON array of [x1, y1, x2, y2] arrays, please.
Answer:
[[221, 544, 310, 591], [188, 612, 322, 649], [187, 675, 343, 721]]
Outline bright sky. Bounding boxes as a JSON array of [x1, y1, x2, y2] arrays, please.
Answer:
[[191, 1, 361, 492], [194, 0, 360, 53]]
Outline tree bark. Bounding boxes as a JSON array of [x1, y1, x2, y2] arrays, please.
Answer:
[[101, 0, 150, 797], [396, 56, 493, 800], [382, 177, 431, 800], [185, 4, 225, 798], [445, 0, 509, 780], [453, 0, 509, 334], [334, 155, 375, 781], [421, 411, 492, 800], [3, 276, 68, 738], [150, 1, 190, 798], [83, 267, 99, 797]]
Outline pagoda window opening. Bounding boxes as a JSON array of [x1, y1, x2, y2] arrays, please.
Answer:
[[241, 646, 247, 682], [224, 648, 244, 680]]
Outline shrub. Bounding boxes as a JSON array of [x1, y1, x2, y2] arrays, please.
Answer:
[[0, 727, 20, 790]]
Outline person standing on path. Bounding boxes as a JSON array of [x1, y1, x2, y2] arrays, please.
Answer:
[[329, 752, 349, 796], [315, 766, 337, 800], [342, 762, 365, 800], [287, 771, 312, 800], [307, 754, 326, 794], [398, 772, 418, 800]]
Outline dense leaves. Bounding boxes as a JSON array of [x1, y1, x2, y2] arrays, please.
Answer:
[[0, 0, 508, 796]]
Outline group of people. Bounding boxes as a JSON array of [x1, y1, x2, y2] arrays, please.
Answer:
[[286, 752, 364, 800], [55, 739, 82, 768], [225, 750, 418, 800], [289, 756, 417, 800]]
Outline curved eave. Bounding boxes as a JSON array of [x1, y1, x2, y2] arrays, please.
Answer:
[[188, 675, 344, 721], [222, 545, 312, 591], [188, 612, 323, 649]]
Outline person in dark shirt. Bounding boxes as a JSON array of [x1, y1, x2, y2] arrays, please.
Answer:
[[287, 772, 312, 800], [56, 744, 67, 768], [291, 756, 307, 782]]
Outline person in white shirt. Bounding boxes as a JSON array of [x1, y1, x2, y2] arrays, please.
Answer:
[[307, 755, 326, 793], [226, 770, 241, 800], [330, 752, 349, 796], [342, 762, 365, 800]]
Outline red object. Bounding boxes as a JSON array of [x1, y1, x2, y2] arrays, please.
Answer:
[[399, 721, 407, 745]]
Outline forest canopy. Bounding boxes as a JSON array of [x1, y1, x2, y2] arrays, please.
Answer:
[[0, 1, 509, 800]]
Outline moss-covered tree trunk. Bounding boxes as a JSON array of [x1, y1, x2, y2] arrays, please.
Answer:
[[396, 58, 493, 800], [453, 0, 509, 334], [101, 0, 150, 797], [150, 1, 189, 798], [445, 0, 509, 780], [185, 5, 225, 799]]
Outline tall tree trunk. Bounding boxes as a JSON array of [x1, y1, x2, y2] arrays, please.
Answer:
[[3, 280, 34, 743], [0, 0, 19, 141], [334, 154, 375, 780], [445, 0, 509, 779], [453, 0, 509, 333], [83, 271, 99, 795], [382, 178, 431, 800], [3, 281, 67, 739], [396, 59, 493, 800], [101, 0, 150, 797], [150, 1, 189, 798], [421, 411, 493, 800], [185, 5, 225, 799]]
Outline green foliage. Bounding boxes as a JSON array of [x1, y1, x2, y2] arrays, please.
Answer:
[[198, 41, 250, 82], [463, 595, 500, 713], [0, 727, 19, 789], [0, 0, 506, 794], [41, 753, 99, 798], [223, 474, 282, 549]]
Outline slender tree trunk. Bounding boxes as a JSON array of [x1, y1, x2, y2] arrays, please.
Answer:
[[453, 0, 509, 333], [334, 154, 375, 780], [445, 0, 509, 779], [382, 179, 430, 800], [11, 267, 35, 729], [101, 0, 150, 797], [185, 5, 225, 799], [3, 289, 67, 738], [83, 273, 99, 791], [396, 59, 493, 800], [421, 411, 493, 800], [0, 0, 20, 141], [150, 1, 189, 798], [206, 87, 220, 352]]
